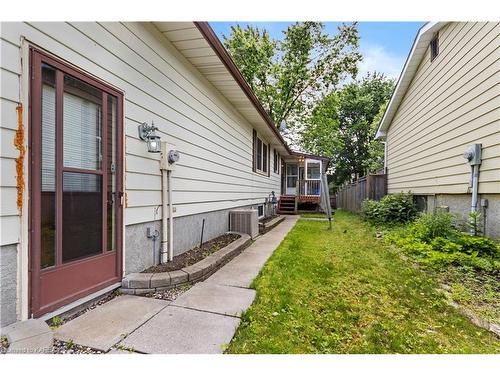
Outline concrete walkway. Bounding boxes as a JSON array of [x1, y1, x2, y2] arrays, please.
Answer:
[[54, 215, 299, 354]]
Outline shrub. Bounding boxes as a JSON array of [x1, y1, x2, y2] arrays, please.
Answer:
[[409, 212, 458, 243], [385, 210, 500, 273], [362, 192, 417, 224], [454, 235, 499, 258]]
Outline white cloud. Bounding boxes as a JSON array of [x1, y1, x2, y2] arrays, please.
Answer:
[[358, 44, 406, 80]]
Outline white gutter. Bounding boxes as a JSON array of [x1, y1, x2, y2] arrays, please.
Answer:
[[375, 22, 446, 139]]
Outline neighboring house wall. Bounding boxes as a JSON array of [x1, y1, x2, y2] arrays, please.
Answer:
[[0, 22, 281, 325], [385, 22, 500, 238]]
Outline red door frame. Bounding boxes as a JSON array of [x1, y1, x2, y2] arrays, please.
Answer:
[[29, 47, 124, 317]]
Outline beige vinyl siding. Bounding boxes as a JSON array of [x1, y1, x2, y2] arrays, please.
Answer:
[[0, 22, 281, 243], [386, 22, 500, 195], [1, 34, 22, 245]]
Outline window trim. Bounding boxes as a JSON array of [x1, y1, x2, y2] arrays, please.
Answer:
[[253, 131, 269, 176], [273, 149, 280, 174], [305, 159, 322, 181], [257, 204, 264, 218]]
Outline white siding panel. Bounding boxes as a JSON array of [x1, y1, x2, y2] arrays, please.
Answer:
[[386, 22, 500, 195], [1, 21, 282, 230], [1, 68, 19, 102], [0, 215, 19, 245], [1, 98, 18, 130], [0, 187, 17, 216], [1, 38, 21, 74], [0, 158, 16, 187], [0, 128, 17, 159]]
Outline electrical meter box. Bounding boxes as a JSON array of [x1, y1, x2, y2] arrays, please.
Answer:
[[463, 144, 482, 166]]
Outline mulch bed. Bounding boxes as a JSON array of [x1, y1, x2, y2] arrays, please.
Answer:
[[142, 233, 241, 273]]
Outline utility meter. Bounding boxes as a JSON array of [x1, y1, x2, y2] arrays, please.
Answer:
[[463, 144, 482, 166], [168, 149, 180, 164]]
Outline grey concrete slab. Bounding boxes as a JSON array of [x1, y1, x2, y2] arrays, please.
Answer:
[[2, 319, 53, 354], [54, 295, 168, 352], [171, 282, 255, 317], [204, 261, 262, 288], [204, 216, 299, 288], [7, 332, 53, 354], [2, 319, 50, 342], [121, 306, 240, 354]]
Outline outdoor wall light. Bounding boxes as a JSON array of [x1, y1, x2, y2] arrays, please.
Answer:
[[138, 121, 161, 153]]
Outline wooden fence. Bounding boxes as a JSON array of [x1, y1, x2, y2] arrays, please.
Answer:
[[335, 173, 387, 213]]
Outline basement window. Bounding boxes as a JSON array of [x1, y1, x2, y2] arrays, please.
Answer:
[[257, 204, 264, 218], [430, 33, 439, 61]]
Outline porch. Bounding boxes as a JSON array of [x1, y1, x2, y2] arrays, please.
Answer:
[[279, 153, 328, 214]]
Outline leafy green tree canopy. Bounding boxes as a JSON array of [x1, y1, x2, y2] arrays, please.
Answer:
[[301, 73, 394, 187], [223, 22, 361, 127]]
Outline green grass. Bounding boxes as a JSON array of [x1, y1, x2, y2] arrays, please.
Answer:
[[299, 212, 330, 218], [226, 211, 500, 353]]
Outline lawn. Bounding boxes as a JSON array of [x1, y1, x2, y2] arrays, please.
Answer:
[[226, 211, 500, 353]]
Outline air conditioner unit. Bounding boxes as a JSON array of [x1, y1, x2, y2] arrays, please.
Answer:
[[229, 209, 259, 238]]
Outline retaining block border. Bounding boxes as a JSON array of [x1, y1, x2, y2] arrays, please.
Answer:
[[120, 232, 251, 295]]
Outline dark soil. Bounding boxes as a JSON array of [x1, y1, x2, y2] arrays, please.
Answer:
[[143, 233, 241, 273]]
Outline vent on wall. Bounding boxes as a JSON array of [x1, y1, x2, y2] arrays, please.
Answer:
[[229, 209, 259, 239]]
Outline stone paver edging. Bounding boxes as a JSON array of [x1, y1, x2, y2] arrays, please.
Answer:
[[120, 232, 251, 295], [258, 215, 285, 233]]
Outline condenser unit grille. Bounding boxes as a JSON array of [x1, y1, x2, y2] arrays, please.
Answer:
[[229, 209, 259, 238]]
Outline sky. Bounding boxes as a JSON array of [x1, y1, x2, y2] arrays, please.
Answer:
[[210, 22, 425, 80]]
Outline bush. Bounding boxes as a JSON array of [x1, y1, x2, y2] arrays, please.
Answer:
[[409, 212, 458, 243], [362, 192, 417, 224], [454, 235, 500, 258], [385, 211, 500, 273]]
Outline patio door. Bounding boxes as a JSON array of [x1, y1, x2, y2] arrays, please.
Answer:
[[29, 49, 123, 317]]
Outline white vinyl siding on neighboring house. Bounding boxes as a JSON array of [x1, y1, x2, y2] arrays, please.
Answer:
[[0, 21, 281, 248], [386, 22, 500, 195]]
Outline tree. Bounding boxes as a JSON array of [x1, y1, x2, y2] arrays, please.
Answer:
[[301, 73, 394, 188], [223, 22, 361, 129]]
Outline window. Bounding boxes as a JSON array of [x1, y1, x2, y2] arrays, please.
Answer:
[[273, 149, 280, 174], [430, 33, 439, 61], [306, 160, 321, 180], [262, 143, 268, 173], [252, 130, 269, 174], [257, 204, 264, 218]]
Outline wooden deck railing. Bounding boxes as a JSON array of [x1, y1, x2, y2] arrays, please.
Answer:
[[297, 179, 321, 196]]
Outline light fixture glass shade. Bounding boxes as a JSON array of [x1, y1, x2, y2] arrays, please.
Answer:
[[147, 134, 161, 153]]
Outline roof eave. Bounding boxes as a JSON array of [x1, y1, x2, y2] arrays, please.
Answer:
[[194, 22, 292, 156]]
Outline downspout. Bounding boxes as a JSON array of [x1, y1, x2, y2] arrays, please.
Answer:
[[160, 155, 169, 263], [383, 140, 388, 173], [167, 168, 174, 262], [463, 144, 482, 234], [471, 164, 480, 213], [160, 142, 180, 263]]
